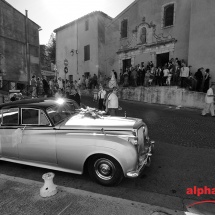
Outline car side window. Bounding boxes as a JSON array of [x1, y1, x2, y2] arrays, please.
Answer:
[[22, 108, 50, 126], [40, 110, 50, 125], [22, 108, 38, 125], [47, 103, 76, 125], [1, 108, 19, 125]]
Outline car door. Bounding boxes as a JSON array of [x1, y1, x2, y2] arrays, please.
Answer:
[[0, 107, 21, 158], [18, 107, 57, 164]]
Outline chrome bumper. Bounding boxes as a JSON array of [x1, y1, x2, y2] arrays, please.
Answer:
[[126, 140, 155, 178]]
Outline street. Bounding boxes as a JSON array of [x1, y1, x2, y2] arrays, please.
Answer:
[[0, 95, 215, 211]]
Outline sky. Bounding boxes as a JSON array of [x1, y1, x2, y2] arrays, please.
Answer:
[[6, 0, 135, 45]]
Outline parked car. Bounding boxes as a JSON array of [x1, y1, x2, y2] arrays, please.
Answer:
[[0, 97, 154, 186]]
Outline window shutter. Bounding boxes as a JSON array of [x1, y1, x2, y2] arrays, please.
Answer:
[[121, 19, 128, 38], [84, 45, 90, 61], [164, 4, 174, 27], [140, 27, 146, 44]]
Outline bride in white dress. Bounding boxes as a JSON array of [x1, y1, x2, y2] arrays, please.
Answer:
[[108, 70, 117, 88]]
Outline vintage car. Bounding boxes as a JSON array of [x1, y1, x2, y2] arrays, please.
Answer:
[[0, 97, 154, 186]]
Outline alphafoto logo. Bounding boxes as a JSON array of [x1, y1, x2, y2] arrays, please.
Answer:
[[186, 186, 215, 197], [186, 186, 215, 208]]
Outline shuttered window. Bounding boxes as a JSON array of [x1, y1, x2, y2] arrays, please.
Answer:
[[140, 27, 146, 44], [84, 45, 90, 61], [121, 19, 128, 38], [164, 4, 174, 27], [85, 20, 89, 31]]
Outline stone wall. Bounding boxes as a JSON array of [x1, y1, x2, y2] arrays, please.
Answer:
[[0, 0, 40, 84], [81, 86, 205, 109]]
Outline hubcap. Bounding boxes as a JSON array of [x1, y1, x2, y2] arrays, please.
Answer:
[[94, 158, 116, 180]]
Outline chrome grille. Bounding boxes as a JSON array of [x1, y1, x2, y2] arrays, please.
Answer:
[[137, 126, 144, 155]]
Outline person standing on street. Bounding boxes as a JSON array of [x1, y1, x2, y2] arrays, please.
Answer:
[[85, 77, 89, 89], [98, 84, 106, 111], [180, 62, 189, 88], [42, 76, 49, 98], [30, 75, 37, 98], [195, 68, 203, 91], [203, 68, 211, 93], [163, 65, 169, 86], [201, 84, 215, 117], [68, 86, 81, 106], [65, 79, 71, 98], [57, 77, 63, 91], [106, 87, 119, 116]]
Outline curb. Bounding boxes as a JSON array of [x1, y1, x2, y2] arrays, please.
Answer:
[[0, 174, 188, 215]]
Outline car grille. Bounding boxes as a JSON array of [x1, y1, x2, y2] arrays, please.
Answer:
[[137, 126, 144, 156]]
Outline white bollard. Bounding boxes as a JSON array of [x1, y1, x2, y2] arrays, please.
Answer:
[[40, 172, 57, 198]]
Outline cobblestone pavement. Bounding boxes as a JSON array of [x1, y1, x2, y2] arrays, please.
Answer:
[[81, 95, 215, 149], [0, 95, 214, 213]]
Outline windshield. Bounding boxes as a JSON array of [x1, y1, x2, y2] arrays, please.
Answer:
[[47, 102, 77, 125]]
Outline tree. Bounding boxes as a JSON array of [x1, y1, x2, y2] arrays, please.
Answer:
[[46, 33, 56, 64]]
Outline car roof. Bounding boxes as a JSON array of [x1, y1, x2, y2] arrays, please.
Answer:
[[0, 98, 78, 109]]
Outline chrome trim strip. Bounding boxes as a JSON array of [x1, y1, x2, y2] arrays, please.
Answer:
[[0, 157, 82, 175]]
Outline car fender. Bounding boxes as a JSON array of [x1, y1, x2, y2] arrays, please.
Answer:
[[84, 136, 138, 176]]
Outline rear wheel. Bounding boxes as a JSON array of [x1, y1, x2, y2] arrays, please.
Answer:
[[88, 155, 124, 186]]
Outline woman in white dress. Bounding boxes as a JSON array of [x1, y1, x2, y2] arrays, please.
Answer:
[[108, 70, 117, 89]]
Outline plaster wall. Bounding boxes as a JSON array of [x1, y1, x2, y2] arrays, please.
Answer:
[[0, 0, 40, 84], [97, 16, 112, 77], [78, 15, 99, 80], [56, 24, 77, 81], [134, 52, 151, 66], [188, 0, 215, 82], [56, 13, 111, 82]]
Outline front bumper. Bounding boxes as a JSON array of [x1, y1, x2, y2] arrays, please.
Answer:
[[126, 140, 155, 178]]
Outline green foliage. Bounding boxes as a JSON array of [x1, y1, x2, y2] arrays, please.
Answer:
[[46, 33, 56, 64]]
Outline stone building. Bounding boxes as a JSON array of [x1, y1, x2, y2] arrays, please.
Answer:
[[105, 0, 215, 81], [0, 0, 41, 91], [54, 11, 112, 83]]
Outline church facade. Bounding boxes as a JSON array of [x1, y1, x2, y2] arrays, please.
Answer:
[[105, 0, 215, 81]]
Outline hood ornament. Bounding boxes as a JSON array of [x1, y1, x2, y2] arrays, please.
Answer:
[[125, 111, 127, 118]]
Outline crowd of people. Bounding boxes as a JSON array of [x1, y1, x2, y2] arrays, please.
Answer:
[[29, 57, 212, 100], [27, 57, 214, 117], [93, 84, 120, 116], [118, 58, 212, 93], [29, 74, 121, 116], [29, 75, 82, 105]]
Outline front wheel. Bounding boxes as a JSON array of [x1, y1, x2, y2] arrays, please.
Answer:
[[88, 155, 124, 186]]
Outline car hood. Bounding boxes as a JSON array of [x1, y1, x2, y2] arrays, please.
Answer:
[[60, 113, 143, 130]]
